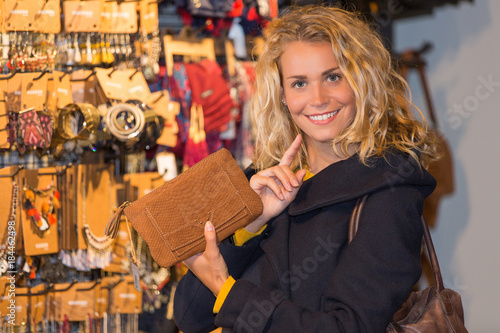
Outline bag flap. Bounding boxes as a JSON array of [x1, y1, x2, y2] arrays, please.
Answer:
[[122, 148, 262, 267]]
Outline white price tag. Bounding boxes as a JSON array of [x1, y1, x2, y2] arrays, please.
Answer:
[[132, 262, 141, 292]]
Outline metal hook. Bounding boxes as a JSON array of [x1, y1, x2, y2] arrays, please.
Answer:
[[0, 70, 17, 81], [76, 279, 101, 291], [51, 278, 79, 293], [37, 163, 72, 176], [151, 169, 166, 181], [4, 272, 24, 286], [128, 69, 140, 80], [60, 69, 72, 80], [70, 70, 96, 82], [16, 283, 54, 297], [107, 67, 118, 78], [101, 276, 124, 290], [151, 91, 165, 104], [33, 70, 49, 81], [0, 165, 24, 178]]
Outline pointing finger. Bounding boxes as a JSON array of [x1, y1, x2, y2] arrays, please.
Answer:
[[279, 134, 302, 167]]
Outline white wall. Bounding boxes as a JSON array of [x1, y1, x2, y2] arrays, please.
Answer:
[[393, 0, 500, 331]]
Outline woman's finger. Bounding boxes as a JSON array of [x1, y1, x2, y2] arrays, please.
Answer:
[[251, 174, 285, 200], [204, 221, 219, 255], [279, 134, 302, 167], [295, 169, 307, 185], [257, 166, 293, 191]]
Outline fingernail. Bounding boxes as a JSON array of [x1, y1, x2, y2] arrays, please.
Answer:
[[292, 179, 299, 187], [205, 221, 214, 231]]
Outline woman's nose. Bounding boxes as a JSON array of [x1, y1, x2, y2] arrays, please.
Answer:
[[310, 84, 329, 108]]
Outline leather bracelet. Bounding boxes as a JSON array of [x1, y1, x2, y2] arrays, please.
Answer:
[[105, 102, 145, 143], [105, 100, 162, 150], [58, 103, 100, 140], [127, 99, 163, 150]]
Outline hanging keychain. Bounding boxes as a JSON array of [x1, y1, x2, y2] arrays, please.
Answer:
[[115, 309, 121, 333], [86, 33, 93, 65], [74, 34, 82, 65]]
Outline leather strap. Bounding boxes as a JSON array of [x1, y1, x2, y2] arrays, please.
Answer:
[[348, 195, 367, 243], [104, 201, 130, 240], [348, 195, 444, 292]]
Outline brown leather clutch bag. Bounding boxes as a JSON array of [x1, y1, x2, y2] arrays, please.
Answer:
[[105, 148, 263, 268]]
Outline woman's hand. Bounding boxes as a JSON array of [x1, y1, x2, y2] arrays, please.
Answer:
[[247, 135, 307, 233], [183, 221, 229, 297]]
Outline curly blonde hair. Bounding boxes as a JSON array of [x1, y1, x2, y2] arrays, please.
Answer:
[[251, 5, 438, 172]]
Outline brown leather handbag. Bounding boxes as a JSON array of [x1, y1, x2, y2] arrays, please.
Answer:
[[105, 148, 263, 268], [349, 196, 468, 333]]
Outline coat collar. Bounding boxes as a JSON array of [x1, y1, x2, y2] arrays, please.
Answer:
[[288, 151, 436, 216]]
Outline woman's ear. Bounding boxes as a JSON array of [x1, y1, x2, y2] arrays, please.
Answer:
[[281, 87, 286, 106]]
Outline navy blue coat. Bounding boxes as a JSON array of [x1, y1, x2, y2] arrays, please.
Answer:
[[174, 151, 436, 333]]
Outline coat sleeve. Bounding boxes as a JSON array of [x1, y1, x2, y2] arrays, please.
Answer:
[[173, 231, 266, 332], [213, 186, 425, 333]]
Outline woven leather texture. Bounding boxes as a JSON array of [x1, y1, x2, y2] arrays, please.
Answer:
[[123, 148, 263, 268]]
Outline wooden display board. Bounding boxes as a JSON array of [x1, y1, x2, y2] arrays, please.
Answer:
[[77, 164, 116, 250], [101, 1, 137, 34], [29, 283, 48, 324], [64, 0, 101, 32], [108, 275, 142, 314], [95, 68, 151, 102], [34, 0, 61, 33], [60, 166, 79, 251], [6, 73, 22, 113], [139, 0, 159, 34], [0, 280, 29, 326], [21, 168, 60, 256], [0, 78, 8, 149], [49, 281, 96, 321], [163, 35, 216, 77], [0, 166, 24, 253], [71, 70, 98, 105], [4, 0, 36, 31]]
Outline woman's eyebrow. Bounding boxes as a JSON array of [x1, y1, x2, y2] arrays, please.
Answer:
[[285, 67, 340, 80], [321, 67, 340, 76]]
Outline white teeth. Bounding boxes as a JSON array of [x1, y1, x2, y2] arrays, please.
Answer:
[[308, 110, 338, 121]]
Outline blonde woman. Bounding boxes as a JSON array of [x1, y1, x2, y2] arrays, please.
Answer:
[[174, 5, 437, 332]]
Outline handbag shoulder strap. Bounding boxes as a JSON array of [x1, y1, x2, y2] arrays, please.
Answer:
[[348, 195, 444, 292], [348, 195, 367, 243]]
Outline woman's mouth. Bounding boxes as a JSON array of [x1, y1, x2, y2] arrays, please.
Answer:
[[307, 110, 339, 123]]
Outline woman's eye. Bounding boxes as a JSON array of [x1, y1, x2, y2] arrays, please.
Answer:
[[292, 80, 306, 88], [326, 74, 340, 82]]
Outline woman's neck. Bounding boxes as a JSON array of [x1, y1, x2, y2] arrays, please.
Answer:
[[306, 140, 356, 174]]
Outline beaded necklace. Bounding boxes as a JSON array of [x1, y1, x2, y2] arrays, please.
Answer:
[[24, 182, 60, 233], [0, 182, 19, 275], [82, 172, 114, 269]]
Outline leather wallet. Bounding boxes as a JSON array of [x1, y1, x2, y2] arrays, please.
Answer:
[[105, 148, 263, 268]]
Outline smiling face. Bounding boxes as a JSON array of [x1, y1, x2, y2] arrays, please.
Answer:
[[280, 41, 357, 163]]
